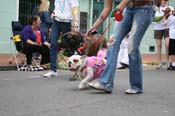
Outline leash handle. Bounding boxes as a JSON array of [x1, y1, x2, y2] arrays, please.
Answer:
[[90, 20, 113, 51]]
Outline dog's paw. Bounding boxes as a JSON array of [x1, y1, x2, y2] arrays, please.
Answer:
[[78, 81, 89, 90], [69, 76, 78, 81]]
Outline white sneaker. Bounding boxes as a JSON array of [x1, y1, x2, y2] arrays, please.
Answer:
[[88, 82, 112, 93], [43, 71, 57, 78], [125, 88, 142, 94]]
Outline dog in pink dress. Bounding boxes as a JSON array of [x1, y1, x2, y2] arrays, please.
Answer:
[[68, 48, 107, 89]]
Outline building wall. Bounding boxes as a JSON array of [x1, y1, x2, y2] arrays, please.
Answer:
[[0, 0, 18, 54], [79, 0, 91, 33], [79, 0, 90, 20]]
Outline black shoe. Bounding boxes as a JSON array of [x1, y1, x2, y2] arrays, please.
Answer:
[[117, 66, 126, 69], [167, 65, 175, 71], [120, 62, 129, 68]]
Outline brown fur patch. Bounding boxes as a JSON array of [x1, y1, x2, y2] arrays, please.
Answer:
[[84, 34, 107, 56]]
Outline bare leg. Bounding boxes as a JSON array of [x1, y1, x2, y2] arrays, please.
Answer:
[[156, 39, 163, 69], [165, 37, 170, 67]]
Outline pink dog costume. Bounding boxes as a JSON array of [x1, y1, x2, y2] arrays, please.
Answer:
[[85, 48, 107, 80]]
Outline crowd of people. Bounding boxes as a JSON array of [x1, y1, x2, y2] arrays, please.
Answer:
[[18, 0, 175, 94], [153, 0, 174, 69]]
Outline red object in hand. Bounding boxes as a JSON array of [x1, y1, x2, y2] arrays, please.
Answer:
[[114, 11, 123, 21]]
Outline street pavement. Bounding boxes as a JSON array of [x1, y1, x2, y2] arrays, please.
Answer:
[[0, 67, 175, 116]]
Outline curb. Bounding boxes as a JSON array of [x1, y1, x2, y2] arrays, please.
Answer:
[[0, 65, 17, 71], [0, 61, 159, 71], [142, 61, 159, 65]]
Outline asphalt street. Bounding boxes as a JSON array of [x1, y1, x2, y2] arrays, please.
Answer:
[[0, 67, 175, 116]]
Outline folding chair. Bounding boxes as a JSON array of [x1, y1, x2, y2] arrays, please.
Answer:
[[9, 21, 40, 71], [8, 21, 25, 70]]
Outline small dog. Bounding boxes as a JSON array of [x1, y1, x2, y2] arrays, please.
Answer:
[[67, 33, 108, 89], [68, 48, 107, 89], [61, 31, 107, 57]]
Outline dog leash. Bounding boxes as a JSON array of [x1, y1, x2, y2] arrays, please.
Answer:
[[89, 20, 113, 51]]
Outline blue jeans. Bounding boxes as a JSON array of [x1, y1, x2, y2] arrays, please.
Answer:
[[50, 20, 71, 72], [99, 5, 154, 92]]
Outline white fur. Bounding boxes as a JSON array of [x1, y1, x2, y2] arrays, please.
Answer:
[[68, 55, 95, 89]]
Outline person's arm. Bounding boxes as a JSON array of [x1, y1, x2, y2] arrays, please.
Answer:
[[153, 16, 164, 22], [90, 0, 113, 32], [22, 26, 41, 46], [117, 0, 130, 12], [72, 6, 79, 22], [44, 41, 50, 48], [40, 30, 50, 48], [86, 0, 130, 36], [26, 39, 41, 46], [72, 0, 79, 31], [72, 6, 79, 31]]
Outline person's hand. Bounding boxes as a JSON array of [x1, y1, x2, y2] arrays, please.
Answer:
[[85, 27, 97, 38], [164, 12, 170, 20], [33, 42, 42, 46], [44, 42, 50, 48], [116, 0, 129, 12], [47, 43, 51, 48], [48, 28, 52, 33]]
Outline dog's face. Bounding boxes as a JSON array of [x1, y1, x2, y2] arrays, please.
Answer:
[[68, 55, 86, 70], [62, 31, 83, 56]]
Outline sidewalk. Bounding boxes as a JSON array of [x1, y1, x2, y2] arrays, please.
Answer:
[[0, 54, 25, 70], [0, 53, 165, 71]]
